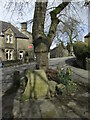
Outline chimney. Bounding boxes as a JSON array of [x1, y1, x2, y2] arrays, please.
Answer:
[[21, 22, 27, 32]]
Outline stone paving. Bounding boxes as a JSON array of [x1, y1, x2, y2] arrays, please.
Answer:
[[2, 81, 89, 119]]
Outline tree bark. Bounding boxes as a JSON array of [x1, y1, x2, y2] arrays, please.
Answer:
[[35, 42, 48, 70], [32, 1, 48, 70]]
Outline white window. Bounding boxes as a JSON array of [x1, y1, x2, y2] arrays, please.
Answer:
[[10, 35, 13, 43], [10, 50, 13, 60], [19, 51, 23, 60], [6, 35, 9, 43], [6, 50, 9, 60]]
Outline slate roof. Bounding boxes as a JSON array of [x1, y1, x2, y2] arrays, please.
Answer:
[[0, 21, 29, 39], [84, 32, 90, 38]]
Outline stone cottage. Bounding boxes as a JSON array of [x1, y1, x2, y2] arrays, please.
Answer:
[[50, 43, 68, 58], [84, 32, 90, 70], [84, 32, 90, 45], [0, 21, 34, 62]]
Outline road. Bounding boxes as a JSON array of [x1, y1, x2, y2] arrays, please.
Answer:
[[49, 56, 73, 68], [1, 56, 73, 76]]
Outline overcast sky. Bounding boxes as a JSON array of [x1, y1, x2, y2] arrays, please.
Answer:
[[0, 0, 88, 48]]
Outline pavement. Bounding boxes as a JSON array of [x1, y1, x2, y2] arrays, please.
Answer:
[[71, 66, 89, 85], [49, 56, 89, 85]]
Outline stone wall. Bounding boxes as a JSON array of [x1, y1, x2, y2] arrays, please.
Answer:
[[0, 36, 3, 59], [86, 58, 90, 70], [76, 57, 90, 70], [76, 58, 86, 69], [20, 22, 34, 60], [85, 37, 90, 45], [17, 38, 34, 61]]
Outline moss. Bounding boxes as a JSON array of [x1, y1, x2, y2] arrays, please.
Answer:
[[23, 70, 50, 100], [42, 109, 57, 118], [20, 94, 29, 102]]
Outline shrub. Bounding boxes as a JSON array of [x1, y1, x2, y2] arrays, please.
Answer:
[[2, 59, 21, 67], [58, 67, 76, 95], [73, 41, 88, 60], [87, 45, 90, 58]]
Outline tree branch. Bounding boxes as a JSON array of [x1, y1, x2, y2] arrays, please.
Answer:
[[47, 1, 71, 47]]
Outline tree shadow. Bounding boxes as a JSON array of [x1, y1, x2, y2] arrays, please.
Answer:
[[50, 95, 89, 119], [2, 71, 20, 119], [2, 85, 20, 119]]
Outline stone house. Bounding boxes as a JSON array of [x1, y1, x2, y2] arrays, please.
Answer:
[[84, 32, 90, 70], [84, 32, 90, 45], [50, 43, 68, 58], [0, 21, 34, 62]]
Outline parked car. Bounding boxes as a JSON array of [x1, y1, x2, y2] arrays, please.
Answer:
[[0, 59, 3, 68]]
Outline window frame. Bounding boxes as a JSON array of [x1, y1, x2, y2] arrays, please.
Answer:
[[10, 35, 13, 44], [5, 34, 13, 44], [9, 50, 13, 60], [5, 34, 9, 43], [6, 50, 9, 60]]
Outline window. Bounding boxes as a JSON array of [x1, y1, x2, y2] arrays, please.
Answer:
[[19, 51, 23, 60], [10, 35, 13, 43], [5, 50, 13, 60], [10, 50, 13, 60], [6, 50, 9, 60], [6, 35, 9, 43], [5, 34, 13, 43]]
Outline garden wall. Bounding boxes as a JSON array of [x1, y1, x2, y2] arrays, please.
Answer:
[[86, 58, 90, 71]]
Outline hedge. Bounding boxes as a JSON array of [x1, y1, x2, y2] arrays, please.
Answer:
[[73, 41, 88, 60]]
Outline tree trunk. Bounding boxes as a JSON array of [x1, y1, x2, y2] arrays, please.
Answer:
[[35, 51, 48, 70], [32, 1, 48, 70], [35, 42, 48, 70], [32, 1, 71, 70], [70, 44, 73, 56]]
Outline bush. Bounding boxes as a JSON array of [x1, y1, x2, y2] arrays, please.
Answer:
[[73, 41, 88, 60], [58, 67, 76, 95], [87, 45, 90, 58], [2, 59, 21, 67]]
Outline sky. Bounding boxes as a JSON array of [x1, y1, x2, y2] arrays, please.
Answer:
[[0, 0, 88, 49]]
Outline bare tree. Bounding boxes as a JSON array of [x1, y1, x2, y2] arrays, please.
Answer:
[[56, 17, 83, 55]]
